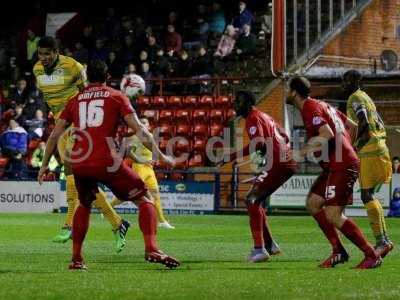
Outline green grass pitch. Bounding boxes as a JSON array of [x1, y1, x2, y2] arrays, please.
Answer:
[[0, 213, 399, 300]]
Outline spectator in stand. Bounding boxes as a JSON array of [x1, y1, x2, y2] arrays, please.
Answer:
[[23, 93, 46, 121], [31, 141, 59, 171], [73, 41, 89, 65], [145, 35, 159, 64], [141, 62, 153, 95], [192, 45, 213, 78], [14, 105, 26, 128], [165, 24, 182, 54], [235, 24, 256, 58], [393, 156, 400, 174], [10, 78, 28, 107], [183, 17, 210, 50], [26, 29, 40, 66], [106, 51, 124, 79], [63, 48, 73, 57], [174, 50, 192, 77], [208, 2, 226, 35], [91, 38, 109, 62], [232, 1, 255, 32], [120, 35, 136, 66], [214, 25, 238, 58], [153, 48, 169, 77], [138, 50, 149, 67], [25, 109, 46, 140], [0, 119, 28, 157], [167, 11, 183, 33], [80, 25, 95, 50], [120, 16, 135, 37], [104, 8, 120, 41]]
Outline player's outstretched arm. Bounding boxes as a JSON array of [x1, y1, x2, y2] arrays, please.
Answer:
[[38, 119, 68, 185], [124, 113, 175, 166]]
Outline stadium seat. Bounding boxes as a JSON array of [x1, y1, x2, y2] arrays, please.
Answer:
[[183, 96, 198, 108], [175, 109, 191, 123], [210, 123, 223, 136], [141, 109, 158, 123], [209, 109, 225, 124], [193, 124, 209, 137], [193, 137, 207, 152], [226, 108, 236, 121], [158, 138, 170, 152], [192, 109, 208, 123], [173, 138, 191, 153], [170, 172, 185, 181], [199, 95, 214, 107], [175, 124, 191, 137], [157, 124, 173, 137], [0, 157, 9, 167], [158, 110, 174, 124], [137, 96, 151, 108], [215, 95, 231, 107], [28, 139, 41, 151], [188, 153, 205, 168], [152, 96, 166, 108], [167, 96, 182, 107]]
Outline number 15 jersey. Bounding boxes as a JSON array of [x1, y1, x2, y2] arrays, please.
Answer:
[[60, 83, 135, 168], [301, 98, 359, 171]]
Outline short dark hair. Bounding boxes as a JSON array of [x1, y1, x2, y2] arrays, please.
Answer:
[[38, 36, 58, 50], [343, 69, 362, 82], [236, 90, 256, 106], [393, 156, 400, 161], [289, 76, 311, 98], [87, 60, 108, 83]]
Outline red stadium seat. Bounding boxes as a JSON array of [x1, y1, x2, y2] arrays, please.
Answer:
[[157, 124, 173, 137], [199, 95, 214, 107], [158, 138, 170, 152], [156, 171, 168, 181], [188, 153, 205, 168], [226, 109, 237, 121], [152, 96, 166, 108], [137, 96, 151, 108], [193, 137, 207, 152], [215, 95, 231, 107], [210, 123, 223, 136], [170, 172, 185, 181], [28, 139, 41, 151], [0, 157, 9, 167], [209, 109, 225, 124], [158, 110, 174, 124], [192, 109, 208, 123], [175, 124, 191, 137], [193, 124, 209, 137], [167, 96, 182, 107], [173, 138, 191, 153], [183, 96, 198, 108], [141, 109, 158, 123], [175, 109, 191, 124]]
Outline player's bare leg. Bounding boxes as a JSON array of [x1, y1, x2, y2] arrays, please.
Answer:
[[133, 194, 180, 269], [324, 206, 382, 269], [307, 193, 348, 268]]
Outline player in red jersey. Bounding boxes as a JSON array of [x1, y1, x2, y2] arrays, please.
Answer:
[[286, 76, 381, 269], [229, 91, 298, 262], [37, 60, 180, 270]]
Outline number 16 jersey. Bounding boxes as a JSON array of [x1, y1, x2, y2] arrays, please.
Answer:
[[60, 84, 134, 168]]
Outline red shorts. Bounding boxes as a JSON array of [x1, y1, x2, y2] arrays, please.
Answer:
[[73, 163, 147, 207], [248, 161, 298, 203], [310, 165, 359, 206]]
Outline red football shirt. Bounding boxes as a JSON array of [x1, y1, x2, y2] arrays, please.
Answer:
[[60, 83, 134, 168], [301, 98, 359, 170], [244, 107, 292, 167]]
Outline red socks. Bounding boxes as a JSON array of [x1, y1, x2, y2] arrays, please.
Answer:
[[72, 205, 90, 262], [262, 210, 273, 248], [138, 201, 159, 253], [340, 219, 376, 258], [313, 209, 345, 253], [247, 203, 265, 248]]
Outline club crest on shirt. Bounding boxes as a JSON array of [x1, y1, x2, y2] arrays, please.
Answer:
[[312, 116, 322, 125], [249, 126, 257, 136]]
